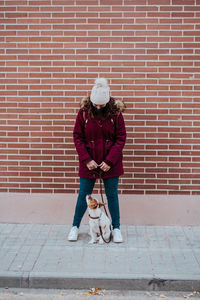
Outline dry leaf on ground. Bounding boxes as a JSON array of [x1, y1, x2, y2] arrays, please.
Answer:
[[183, 291, 200, 298], [146, 292, 152, 297], [82, 288, 105, 296]]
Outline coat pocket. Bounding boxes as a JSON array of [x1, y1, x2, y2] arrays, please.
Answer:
[[86, 140, 95, 159], [104, 139, 113, 157]]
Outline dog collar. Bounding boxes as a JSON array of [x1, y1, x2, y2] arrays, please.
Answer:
[[89, 211, 102, 220], [89, 214, 100, 219]]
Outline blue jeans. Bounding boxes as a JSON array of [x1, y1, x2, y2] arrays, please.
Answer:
[[72, 177, 120, 229]]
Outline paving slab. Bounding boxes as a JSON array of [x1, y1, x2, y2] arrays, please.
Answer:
[[0, 224, 200, 291]]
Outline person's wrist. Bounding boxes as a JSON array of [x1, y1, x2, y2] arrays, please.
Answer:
[[84, 158, 92, 165], [104, 159, 113, 167]]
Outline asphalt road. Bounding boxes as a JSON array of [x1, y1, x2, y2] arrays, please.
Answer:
[[0, 288, 199, 300]]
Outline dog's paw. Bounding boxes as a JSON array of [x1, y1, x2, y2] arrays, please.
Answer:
[[98, 237, 104, 244], [88, 239, 97, 244], [104, 232, 111, 240]]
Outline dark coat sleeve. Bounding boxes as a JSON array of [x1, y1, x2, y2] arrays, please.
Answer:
[[105, 112, 126, 166], [73, 109, 92, 164]]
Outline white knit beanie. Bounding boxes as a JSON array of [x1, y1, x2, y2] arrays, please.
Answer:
[[90, 78, 110, 105]]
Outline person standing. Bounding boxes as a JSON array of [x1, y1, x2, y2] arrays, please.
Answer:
[[68, 78, 126, 243]]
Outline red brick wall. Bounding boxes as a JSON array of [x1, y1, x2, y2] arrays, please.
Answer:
[[1, 0, 200, 195]]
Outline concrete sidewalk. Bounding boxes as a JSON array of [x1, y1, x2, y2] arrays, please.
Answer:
[[0, 223, 200, 292]]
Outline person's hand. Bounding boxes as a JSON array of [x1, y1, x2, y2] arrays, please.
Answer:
[[99, 161, 111, 172], [86, 160, 98, 170]]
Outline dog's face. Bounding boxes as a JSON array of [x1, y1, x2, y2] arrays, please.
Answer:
[[86, 195, 105, 210]]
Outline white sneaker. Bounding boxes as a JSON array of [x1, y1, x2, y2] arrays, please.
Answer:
[[113, 229, 123, 243], [68, 226, 79, 241]]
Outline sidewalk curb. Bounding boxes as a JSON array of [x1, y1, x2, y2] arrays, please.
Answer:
[[0, 272, 200, 292]]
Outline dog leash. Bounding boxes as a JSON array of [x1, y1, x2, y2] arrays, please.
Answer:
[[99, 171, 111, 219], [92, 168, 112, 244], [92, 168, 110, 217]]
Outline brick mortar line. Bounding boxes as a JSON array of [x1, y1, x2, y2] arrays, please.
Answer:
[[0, 82, 199, 83], [1, 126, 199, 129]]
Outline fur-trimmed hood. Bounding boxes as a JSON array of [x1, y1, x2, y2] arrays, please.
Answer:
[[80, 96, 125, 112]]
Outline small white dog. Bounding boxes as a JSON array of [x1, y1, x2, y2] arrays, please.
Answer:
[[86, 195, 111, 244]]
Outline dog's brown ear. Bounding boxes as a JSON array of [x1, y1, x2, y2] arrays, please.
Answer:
[[99, 202, 107, 208]]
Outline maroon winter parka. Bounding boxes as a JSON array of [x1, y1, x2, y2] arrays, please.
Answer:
[[73, 98, 126, 179]]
